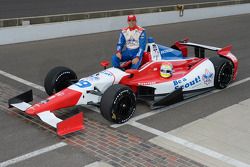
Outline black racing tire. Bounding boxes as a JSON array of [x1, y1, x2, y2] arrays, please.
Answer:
[[209, 56, 234, 89], [100, 84, 136, 124], [44, 66, 77, 96]]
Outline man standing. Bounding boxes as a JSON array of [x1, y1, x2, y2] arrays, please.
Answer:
[[112, 15, 147, 69]]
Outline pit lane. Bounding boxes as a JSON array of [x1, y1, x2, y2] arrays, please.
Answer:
[[0, 14, 250, 166], [1, 13, 250, 138]]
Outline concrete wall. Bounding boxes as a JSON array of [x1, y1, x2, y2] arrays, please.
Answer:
[[0, 3, 250, 45]]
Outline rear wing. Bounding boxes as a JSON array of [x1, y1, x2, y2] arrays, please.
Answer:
[[172, 39, 233, 58], [180, 42, 221, 51], [178, 41, 235, 61], [173, 39, 238, 80]]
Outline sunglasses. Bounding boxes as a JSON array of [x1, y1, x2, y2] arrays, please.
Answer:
[[128, 20, 136, 22]]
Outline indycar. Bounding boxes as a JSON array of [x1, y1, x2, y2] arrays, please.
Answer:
[[8, 37, 238, 136]]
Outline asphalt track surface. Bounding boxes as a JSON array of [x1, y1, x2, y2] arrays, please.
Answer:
[[0, 14, 250, 166], [0, 0, 221, 19]]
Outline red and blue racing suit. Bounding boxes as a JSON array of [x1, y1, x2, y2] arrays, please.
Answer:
[[112, 26, 147, 69]]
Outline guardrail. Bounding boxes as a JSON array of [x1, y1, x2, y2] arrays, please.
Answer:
[[0, 0, 249, 28]]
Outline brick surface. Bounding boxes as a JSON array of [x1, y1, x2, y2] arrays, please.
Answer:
[[0, 81, 207, 167]]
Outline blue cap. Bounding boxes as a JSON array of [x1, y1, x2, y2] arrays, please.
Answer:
[[148, 37, 155, 43]]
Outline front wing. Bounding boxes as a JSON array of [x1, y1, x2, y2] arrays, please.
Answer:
[[8, 90, 84, 136]]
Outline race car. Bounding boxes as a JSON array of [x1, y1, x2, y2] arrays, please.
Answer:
[[8, 37, 238, 136]]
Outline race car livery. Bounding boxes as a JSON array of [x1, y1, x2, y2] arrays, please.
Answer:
[[9, 37, 238, 136]]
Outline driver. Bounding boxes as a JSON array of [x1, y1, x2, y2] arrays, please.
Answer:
[[160, 62, 173, 78], [112, 15, 147, 69]]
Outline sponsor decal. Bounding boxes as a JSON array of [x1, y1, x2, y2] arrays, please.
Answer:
[[160, 48, 174, 55], [173, 76, 201, 89], [152, 45, 160, 60], [127, 36, 138, 46], [100, 70, 113, 77], [202, 69, 213, 85], [40, 99, 49, 104], [56, 92, 65, 96], [138, 82, 156, 86], [87, 75, 100, 81], [48, 91, 65, 100], [28, 104, 39, 111], [75, 80, 92, 88], [153, 45, 158, 52], [140, 32, 145, 38], [55, 71, 70, 82], [48, 95, 56, 100]]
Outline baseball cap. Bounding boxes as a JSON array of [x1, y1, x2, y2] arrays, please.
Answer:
[[127, 15, 137, 21]]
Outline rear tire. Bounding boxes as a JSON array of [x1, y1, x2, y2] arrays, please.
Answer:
[[44, 66, 77, 96], [209, 56, 233, 89], [100, 84, 136, 124]]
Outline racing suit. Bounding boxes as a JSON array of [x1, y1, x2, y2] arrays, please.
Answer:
[[112, 26, 147, 69]]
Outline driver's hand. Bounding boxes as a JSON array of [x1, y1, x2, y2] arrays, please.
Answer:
[[116, 52, 122, 60], [132, 57, 139, 64]]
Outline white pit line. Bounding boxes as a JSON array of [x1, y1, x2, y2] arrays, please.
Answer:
[[130, 121, 250, 167], [0, 142, 67, 167], [0, 70, 45, 92], [84, 161, 113, 167]]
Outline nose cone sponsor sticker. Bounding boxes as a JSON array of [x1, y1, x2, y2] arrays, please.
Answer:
[[75, 80, 92, 88]]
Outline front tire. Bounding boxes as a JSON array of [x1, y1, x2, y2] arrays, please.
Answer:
[[44, 66, 77, 96], [210, 57, 233, 89], [100, 84, 136, 124]]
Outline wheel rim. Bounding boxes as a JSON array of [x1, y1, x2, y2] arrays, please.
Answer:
[[112, 91, 135, 123], [218, 63, 233, 88]]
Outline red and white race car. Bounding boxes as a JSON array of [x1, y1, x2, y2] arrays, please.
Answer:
[[9, 38, 238, 136]]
